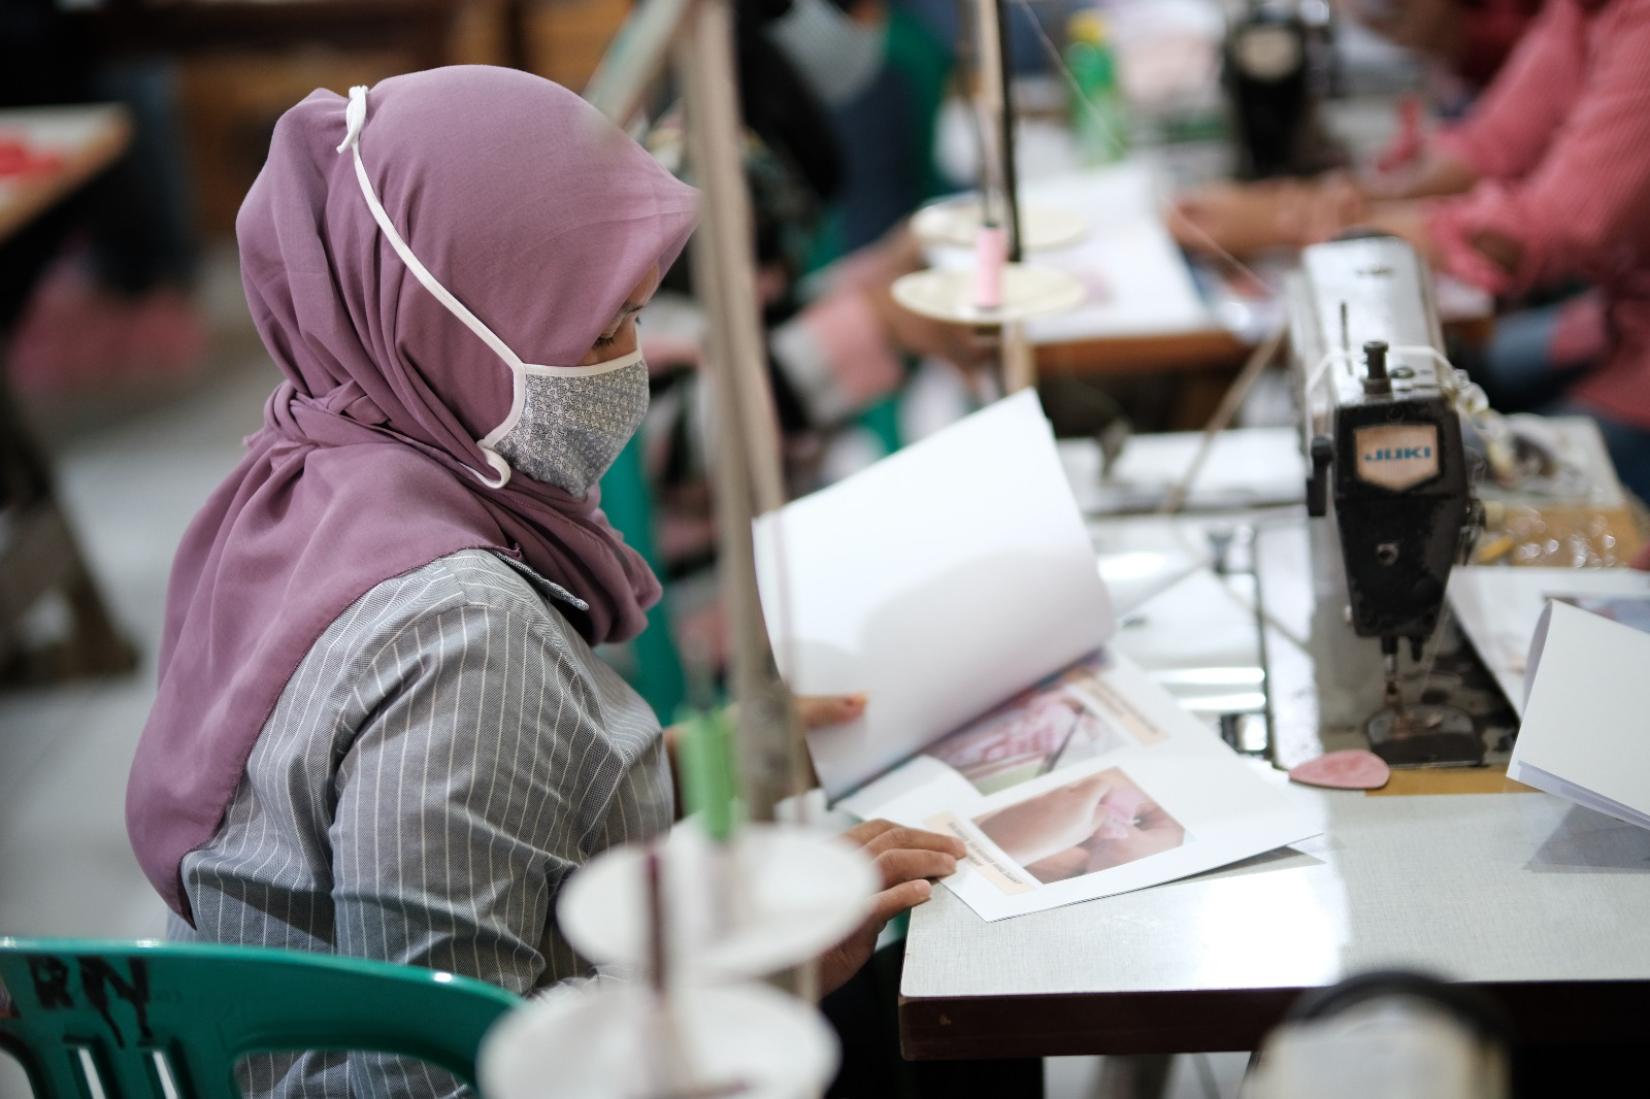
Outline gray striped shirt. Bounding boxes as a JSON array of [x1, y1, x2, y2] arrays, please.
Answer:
[[170, 549, 672, 1097]]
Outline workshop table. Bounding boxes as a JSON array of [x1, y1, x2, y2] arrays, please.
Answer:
[[901, 467, 1650, 1067], [901, 787, 1650, 1059], [933, 94, 1497, 430]]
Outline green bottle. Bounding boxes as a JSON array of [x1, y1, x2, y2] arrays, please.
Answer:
[[1065, 11, 1128, 166]]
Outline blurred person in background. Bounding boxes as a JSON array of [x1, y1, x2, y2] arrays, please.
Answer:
[[1174, 0, 1650, 502], [640, 0, 987, 614]]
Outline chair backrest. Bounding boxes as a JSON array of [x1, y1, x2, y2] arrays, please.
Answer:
[[0, 938, 520, 1099]]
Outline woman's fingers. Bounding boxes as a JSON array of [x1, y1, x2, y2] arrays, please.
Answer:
[[865, 878, 934, 928], [795, 693, 867, 730], [816, 821, 961, 997], [860, 825, 968, 859], [817, 877, 937, 996], [839, 818, 897, 847], [873, 846, 959, 889]]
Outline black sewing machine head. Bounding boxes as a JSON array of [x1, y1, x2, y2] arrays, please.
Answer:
[[1307, 338, 1471, 653], [1288, 235, 1484, 765], [1223, 0, 1345, 179]]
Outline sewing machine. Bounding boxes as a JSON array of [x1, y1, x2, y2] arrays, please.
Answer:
[[1223, 0, 1343, 179], [1286, 234, 1488, 765]]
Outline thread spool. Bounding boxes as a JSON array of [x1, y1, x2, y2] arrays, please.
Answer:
[[974, 223, 1007, 311]]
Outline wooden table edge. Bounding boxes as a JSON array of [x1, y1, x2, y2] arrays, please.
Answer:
[[899, 979, 1650, 1060], [0, 107, 133, 246]]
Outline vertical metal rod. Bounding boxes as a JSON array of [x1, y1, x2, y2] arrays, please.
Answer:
[[971, 0, 1033, 392], [992, 0, 1023, 263], [676, 0, 797, 822], [675, 0, 817, 1004]]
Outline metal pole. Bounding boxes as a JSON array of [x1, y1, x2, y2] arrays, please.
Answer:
[[971, 0, 1034, 393], [675, 1, 804, 830]]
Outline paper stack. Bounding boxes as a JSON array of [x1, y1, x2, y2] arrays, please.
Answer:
[[753, 392, 1320, 920], [1509, 599, 1650, 829]]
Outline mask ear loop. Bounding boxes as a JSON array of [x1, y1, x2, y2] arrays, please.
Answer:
[[338, 84, 518, 489]]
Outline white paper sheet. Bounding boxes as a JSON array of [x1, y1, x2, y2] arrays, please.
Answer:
[[1509, 601, 1650, 830], [1448, 567, 1650, 715], [868, 653, 1322, 921], [753, 391, 1114, 799], [1058, 428, 1306, 515]]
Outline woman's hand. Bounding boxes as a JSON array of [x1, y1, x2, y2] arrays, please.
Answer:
[[864, 281, 1000, 372], [1170, 177, 1368, 257], [796, 694, 867, 729], [1169, 181, 1299, 256], [819, 819, 967, 995]]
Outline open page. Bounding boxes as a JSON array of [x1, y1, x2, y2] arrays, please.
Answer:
[[752, 391, 1114, 799], [1510, 601, 1650, 830], [1448, 567, 1650, 715], [866, 653, 1323, 921]]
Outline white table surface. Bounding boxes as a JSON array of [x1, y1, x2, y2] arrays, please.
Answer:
[[903, 481, 1650, 1057], [902, 780, 1650, 1056]]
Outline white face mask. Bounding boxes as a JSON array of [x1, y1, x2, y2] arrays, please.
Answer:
[[492, 350, 649, 496], [335, 84, 648, 493], [769, 0, 886, 108]]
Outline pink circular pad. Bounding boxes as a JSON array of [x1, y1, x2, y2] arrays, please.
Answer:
[[1288, 749, 1391, 790]]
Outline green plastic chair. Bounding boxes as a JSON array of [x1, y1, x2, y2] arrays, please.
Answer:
[[0, 938, 520, 1099]]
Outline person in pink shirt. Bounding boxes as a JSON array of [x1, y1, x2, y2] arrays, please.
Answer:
[[1175, 0, 1650, 502]]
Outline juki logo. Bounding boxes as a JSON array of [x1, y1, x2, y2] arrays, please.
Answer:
[[1363, 446, 1433, 463], [1354, 424, 1439, 489]]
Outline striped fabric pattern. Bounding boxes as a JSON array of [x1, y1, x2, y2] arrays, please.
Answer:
[[170, 549, 672, 1097]]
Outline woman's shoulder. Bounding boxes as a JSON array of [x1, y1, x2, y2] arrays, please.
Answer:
[[432, 549, 590, 628], [319, 549, 588, 662]]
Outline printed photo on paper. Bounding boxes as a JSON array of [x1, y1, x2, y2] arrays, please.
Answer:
[[923, 653, 1164, 797]]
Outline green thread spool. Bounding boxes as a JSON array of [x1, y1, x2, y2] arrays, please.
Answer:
[[677, 707, 744, 842]]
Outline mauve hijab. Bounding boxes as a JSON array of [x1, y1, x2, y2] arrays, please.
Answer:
[[127, 66, 699, 918]]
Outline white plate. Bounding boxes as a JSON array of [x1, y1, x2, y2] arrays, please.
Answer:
[[558, 821, 878, 982], [482, 981, 837, 1099], [912, 196, 1088, 251], [891, 264, 1087, 326]]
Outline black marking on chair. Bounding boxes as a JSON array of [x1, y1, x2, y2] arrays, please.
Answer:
[[27, 956, 73, 1010], [80, 958, 154, 1047]]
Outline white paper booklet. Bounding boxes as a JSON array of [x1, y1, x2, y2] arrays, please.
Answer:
[[1509, 600, 1650, 830], [753, 392, 1321, 920], [1448, 567, 1650, 716]]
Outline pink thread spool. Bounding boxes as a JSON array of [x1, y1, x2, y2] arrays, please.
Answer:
[[974, 223, 1007, 311]]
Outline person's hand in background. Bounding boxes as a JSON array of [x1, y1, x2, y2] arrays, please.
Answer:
[[864, 281, 1001, 373], [820, 820, 966, 994], [1170, 176, 1367, 257], [795, 694, 867, 729], [854, 219, 1001, 373]]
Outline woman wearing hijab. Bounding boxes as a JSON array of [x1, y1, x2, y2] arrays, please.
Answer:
[[126, 66, 961, 1097]]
